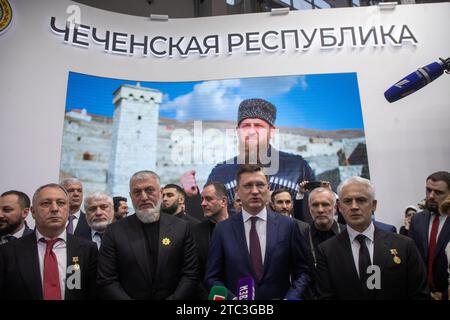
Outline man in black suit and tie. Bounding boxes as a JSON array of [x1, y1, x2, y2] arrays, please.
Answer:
[[192, 182, 229, 298], [205, 164, 311, 300], [317, 176, 428, 300], [60, 178, 91, 240], [0, 190, 34, 244], [162, 184, 200, 228], [0, 184, 97, 300], [97, 170, 199, 300], [409, 171, 450, 300]]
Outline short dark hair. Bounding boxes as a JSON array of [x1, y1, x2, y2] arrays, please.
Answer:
[[1, 190, 31, 209], [426, 171, 450, 190], [203, 182, 228, 203], [113, 196, 127, 212], [270, 188, 292, 203], [236, 164, 268, 186], [163, 184, 187, 199]]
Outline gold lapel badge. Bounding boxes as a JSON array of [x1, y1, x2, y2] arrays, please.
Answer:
[[72, 256, 80, 270], [390, 249, 401, 264], [162, 237, 171, 246]]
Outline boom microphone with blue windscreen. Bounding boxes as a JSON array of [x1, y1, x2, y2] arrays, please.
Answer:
[[384, 57, 450, 103]]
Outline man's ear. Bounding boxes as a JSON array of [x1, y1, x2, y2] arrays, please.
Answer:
[[21, 207, 30, 220], [372, 199, 378, 212]]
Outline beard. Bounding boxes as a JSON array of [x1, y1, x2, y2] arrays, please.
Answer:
[[89, 219, 112, 232], [426, 200, 438, 213], [161, 202, 179, 215], [0, 220, 22, 236], [136, 200, 161, 224]]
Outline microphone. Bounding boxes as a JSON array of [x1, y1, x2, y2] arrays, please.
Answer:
[[208, 285, 227, 300], [237, 277, 255, 300], [384, 57, 450, 103]]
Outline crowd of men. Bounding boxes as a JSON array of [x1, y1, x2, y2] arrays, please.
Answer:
[[0, 98, 449, 300], [0, 168, 449, 300]]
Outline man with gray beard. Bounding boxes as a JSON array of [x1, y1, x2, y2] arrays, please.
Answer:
[[97, 170, 199, 300], [84, 192, 115, 249]]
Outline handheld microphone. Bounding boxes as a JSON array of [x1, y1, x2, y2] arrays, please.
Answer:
[[208, 285, 227, 300], [384, 57, 450, 103], [237, 277, 255, 300]]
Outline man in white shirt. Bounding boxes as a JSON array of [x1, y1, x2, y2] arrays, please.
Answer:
[[0, 190, 33, 244], [84, 191, 114, 249], [0, 183, 97, 300], [316, 176, 428, 300]]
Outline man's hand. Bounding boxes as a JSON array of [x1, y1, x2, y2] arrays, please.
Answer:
[[180, 170, 198, 197], [320, 181, 332, 190], [298, 181, 309, 195], [298, 180, 332, 194], [430, 291, 442, 300]]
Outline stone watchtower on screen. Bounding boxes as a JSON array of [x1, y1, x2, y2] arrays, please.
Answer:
[[107, 83, 162, 197]]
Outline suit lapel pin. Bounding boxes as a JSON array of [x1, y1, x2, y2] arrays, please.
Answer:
[[390, 249, 401, 264], [162, 237, 171, 246], [72, 256, 80, 270]]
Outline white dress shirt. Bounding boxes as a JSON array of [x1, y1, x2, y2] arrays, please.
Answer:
[[347, 222, 375, 277], [242, 207, 267, 264], [91, 229, 103, 249], [36, 229, 67, 299]]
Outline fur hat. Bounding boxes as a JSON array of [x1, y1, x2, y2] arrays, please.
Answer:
[[237, 98, 276, 126]]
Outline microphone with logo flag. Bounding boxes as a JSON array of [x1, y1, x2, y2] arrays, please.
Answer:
[[237, 277, 255, 300], [384, 57, 450, 103], [208, 285, 227, 300]]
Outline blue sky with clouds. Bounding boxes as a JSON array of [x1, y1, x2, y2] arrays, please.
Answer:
[[65, 71, 364, 130]]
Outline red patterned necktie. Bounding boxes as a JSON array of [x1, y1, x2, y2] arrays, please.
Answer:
[[427, 214, 440, 288], [41, 238, 62, 300]]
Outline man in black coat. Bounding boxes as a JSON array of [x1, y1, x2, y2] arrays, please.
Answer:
[[97, 171, 199, 300], [0, 184, 97, 300], [191, 182, 229, 298], [409, 171, 450, 300], [317, 176, 428, 300]]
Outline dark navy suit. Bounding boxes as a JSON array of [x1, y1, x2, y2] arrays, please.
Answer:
[[409, 210, 450, 298], [204, 209, 311, 300]]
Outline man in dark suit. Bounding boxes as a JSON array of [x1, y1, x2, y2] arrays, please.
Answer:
[[270, 188, 317, 299], [0, 184, 97, 300], [409, 171, 450, 300], [0, 190, 33, 244], [317, 176, 428, 300], [60, 178, 91, 240], [205, 164, 311, 300], [373, 218, 397, 233], [97, 171, 199, 300], [192, 182, 229, 298], [162, 184, 200, 228]]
